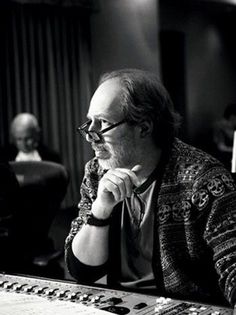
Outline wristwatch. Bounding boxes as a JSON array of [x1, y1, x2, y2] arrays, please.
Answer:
[[84, 213, 111, 227]]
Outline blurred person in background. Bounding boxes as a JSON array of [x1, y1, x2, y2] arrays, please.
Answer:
[[2, 112, 60, 163]]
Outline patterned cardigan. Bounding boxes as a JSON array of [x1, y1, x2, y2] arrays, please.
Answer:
[[65, 138, 236, 306]]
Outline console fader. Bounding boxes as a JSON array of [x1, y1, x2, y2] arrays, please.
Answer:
[[0, 273, 233, 314]]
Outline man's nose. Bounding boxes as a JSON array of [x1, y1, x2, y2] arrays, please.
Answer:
[[86, 133, 94, 143], [88, 119, 99, 131]]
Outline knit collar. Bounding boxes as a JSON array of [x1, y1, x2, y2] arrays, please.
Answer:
[[134, 147, 170, 194]]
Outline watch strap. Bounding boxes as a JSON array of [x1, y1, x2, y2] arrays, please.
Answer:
[[85, 213, 111, 227]]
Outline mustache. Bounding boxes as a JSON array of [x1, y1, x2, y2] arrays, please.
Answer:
[[91, 143, 107, 151]]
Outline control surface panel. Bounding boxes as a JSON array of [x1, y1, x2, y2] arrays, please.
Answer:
[[0, 273, 233, 314]]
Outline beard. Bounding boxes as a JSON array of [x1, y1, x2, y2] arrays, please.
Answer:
[[91, 138, 137, 170]]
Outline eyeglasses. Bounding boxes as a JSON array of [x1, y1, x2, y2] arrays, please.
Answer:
[[77, 119, 126, 142]]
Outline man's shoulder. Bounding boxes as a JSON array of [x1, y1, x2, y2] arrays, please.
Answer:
[[160, 139, 236, 212], [167, 138, 229, 182], [172, 138, 221, 166]]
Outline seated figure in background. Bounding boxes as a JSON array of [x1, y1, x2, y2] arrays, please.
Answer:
[[0, 113, 64, 278], [212, 103, 236, 171], [3, 112, 60, 163], [65, 69, 236, 308]]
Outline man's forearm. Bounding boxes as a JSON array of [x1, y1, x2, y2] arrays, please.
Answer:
[[71, 223, 110, 266]]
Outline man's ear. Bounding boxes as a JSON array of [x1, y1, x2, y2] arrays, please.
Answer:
[[139, 120, 153, 138]]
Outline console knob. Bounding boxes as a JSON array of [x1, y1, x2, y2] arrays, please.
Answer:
[[0, 281, 8, 287], [34, 287, 47, 294], [79, 294, 89, 301], [56, 290, 67, 298], [4, 282, 13, 289], [107, 297, 123, 305], [12, 283, 23, 291], [91, 295, 101, 303], [44, 288, 56, 296], [23, 285, 36, 293], [68, 292, 79, 300]]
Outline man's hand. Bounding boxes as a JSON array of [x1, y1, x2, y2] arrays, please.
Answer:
[[92, 165, 141, 219]]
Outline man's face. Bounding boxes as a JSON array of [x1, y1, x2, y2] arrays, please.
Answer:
[[13, 126, 38, 153], [87, 79, 139, 170]]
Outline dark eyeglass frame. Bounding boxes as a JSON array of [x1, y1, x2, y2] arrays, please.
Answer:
[[77, 119, 126, 142]]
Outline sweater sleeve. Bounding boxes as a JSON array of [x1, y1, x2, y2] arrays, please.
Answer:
[[201, 167, 236, 306], [66, 244, 108, 283], [64, 158, 107, 282]]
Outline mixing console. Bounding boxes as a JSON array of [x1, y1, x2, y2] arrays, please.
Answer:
[[0, 273, 233, 314]]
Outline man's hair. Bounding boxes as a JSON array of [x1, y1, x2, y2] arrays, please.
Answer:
[[99, 68, 181, 149]]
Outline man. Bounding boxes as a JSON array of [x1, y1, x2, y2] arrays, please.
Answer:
[[3, 113, 60, 162], [65, 69, 236, 308]]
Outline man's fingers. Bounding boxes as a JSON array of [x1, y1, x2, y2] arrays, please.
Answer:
[[97, 165, 143, 206], [103, 173, 127, 201], [115, 165, 141, 187], [131, 164, 142, 173], [108, 169, 133, 198], [102, 178, 121, 202]]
